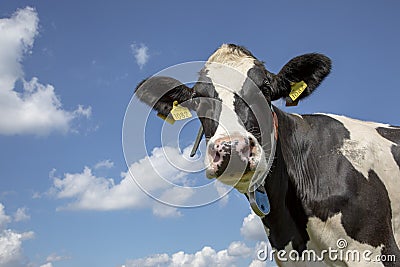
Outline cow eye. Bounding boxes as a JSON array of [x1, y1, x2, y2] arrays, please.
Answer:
[[191, 91, 199, 99], [263, 78, 271, 87]]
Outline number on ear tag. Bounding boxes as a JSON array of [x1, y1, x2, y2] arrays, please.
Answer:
[[289, 81, 307, 101], [170, 101, 192, 121]]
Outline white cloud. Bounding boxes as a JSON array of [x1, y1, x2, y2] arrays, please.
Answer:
[[13, 207, 30, 222], [0, 230, 35, 266], [45, 253, 70, 262], [0, 7, 91, 136], [227, 241, 252, 257], [131, 42, 149, 69], [125, 241, 253, 267], [240, 212, 267, 241], [94, 159, 114, 169], [214, 181, 230, 207], [51, 166, 128, 210], [0, 203, 34, 266], [123, 241, 272, 267], [125, 253, 169, 267], [32, 192, 42, 199], [151, 186, 194, 218], [49, 145, 204, 217], [73, 104, 92, 119], [249, 257, 268, 267], [38, 253, 70, 267], [151, 204, 182, 218], [122, 213, 272, 267], [0, 204, 11, 229]]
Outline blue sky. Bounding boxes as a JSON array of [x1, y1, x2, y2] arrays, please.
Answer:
[[0, 1, 399, 267]]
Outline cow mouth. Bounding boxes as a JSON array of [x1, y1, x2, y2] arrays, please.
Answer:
[[205, 153, 257, 192], [205, 150, 257, 179], [213, 151, 221, 163]]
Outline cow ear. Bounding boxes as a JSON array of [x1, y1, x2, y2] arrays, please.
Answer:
[[135, 76, 193, 116], [270, 53, 331, 101]]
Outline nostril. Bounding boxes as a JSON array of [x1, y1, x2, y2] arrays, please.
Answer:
[[249, 139, 255, 148], [248, 137, 256, 158]]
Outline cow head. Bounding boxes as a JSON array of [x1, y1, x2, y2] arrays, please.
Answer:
[[135, 44, 331, 192]]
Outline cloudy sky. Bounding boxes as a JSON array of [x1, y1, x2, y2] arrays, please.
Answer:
[[1, 1, 400, 267]]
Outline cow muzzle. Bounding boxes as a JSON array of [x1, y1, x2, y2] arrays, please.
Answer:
[[205, 133, 261, 181]]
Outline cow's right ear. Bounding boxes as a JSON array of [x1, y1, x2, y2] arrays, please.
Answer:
[[135, 76, 194, 116]]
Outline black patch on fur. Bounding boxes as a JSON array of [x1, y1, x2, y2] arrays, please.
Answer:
[[341, 170, 391, 245], [392, 145, 400, 169], [377, 127, 400, 144], [339, 169, 400, 267], [261, 141, 309, 252], [268, 53, 331, 101], [135, 76, 193, 116], [233, 67, 266, 144], [193, 70, 221, 140]]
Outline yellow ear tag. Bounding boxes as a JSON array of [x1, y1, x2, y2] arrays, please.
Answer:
[[170, 101, 192, 121], [289, 81, 307, 101]]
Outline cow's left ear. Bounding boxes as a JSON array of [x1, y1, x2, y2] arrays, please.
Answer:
[[135, 76, 193, 116], [270, 53, 331, 101]]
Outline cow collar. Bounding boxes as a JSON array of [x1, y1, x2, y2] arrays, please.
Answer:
[[247, 105, 278, 217]]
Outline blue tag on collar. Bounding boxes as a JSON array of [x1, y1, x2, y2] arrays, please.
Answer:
[[249, 188, 270, 217]]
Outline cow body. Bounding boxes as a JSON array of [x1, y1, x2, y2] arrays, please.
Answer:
[[135, 44, 400, 266], [264, 110, 400, 266]]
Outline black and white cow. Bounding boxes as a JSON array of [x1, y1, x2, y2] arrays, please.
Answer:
[[135, 44, 400, 266]]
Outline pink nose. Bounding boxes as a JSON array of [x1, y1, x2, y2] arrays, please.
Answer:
[[207, 134, 256, 177]]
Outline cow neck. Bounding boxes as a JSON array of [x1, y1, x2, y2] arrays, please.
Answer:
[[261, 107, 310, 250], [272, 108, 319, 203]]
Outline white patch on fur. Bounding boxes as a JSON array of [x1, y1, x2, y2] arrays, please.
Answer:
[[325, 114, 400, 249], [205, 44, 257, 139], [203, 44, 269, 191], [306, 213, 384, 267], [292, 113, 303, 119]]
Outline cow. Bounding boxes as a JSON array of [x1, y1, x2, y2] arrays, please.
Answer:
[[135, 44, 400, 266]]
